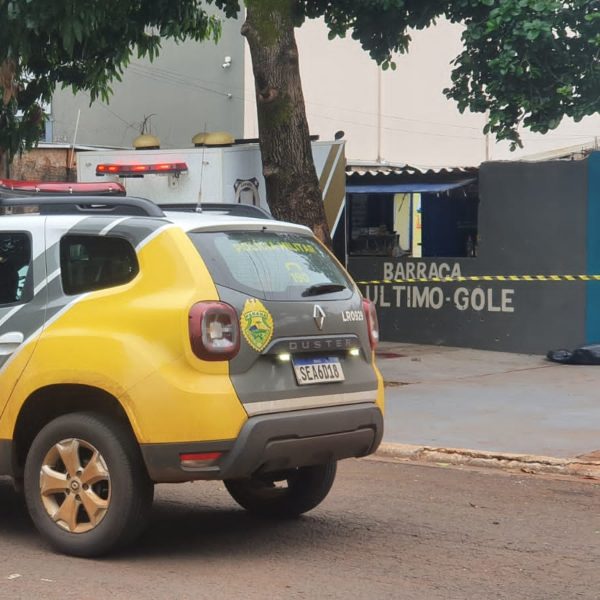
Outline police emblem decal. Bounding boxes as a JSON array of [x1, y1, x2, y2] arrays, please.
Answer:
[[240, 298, 274, 352]]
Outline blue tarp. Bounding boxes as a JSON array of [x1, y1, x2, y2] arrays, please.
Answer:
[[345, 178, 476, 194]]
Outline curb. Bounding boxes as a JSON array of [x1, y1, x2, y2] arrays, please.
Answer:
[[372, 443, 600, 479]]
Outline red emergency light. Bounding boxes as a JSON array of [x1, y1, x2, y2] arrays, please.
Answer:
[[0, 178, 126, 195], [96, 162, 188, 177]]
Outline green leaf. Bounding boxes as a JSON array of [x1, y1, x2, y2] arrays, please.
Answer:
[[72, 19, 83, 44]]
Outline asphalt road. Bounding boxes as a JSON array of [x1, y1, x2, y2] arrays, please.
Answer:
[[0, 459, 598, 600]]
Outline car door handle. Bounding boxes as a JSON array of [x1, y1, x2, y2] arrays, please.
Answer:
[[0, 331, 25, 356]]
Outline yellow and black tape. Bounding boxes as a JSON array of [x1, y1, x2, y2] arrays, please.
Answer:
[[355, 275, 600, 284]]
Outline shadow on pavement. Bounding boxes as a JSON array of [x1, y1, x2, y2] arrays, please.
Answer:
[[0, 478, 38, 544], [118, 494, 366, 561], [0, 478, 383, 560]]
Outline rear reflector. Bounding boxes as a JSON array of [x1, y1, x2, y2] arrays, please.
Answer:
[[180, 452, 223, 469], [96, 162, 188, 177]]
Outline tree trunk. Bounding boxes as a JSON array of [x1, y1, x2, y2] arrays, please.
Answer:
[[242, 1, 331, 246], [0, 58, 15, 178]]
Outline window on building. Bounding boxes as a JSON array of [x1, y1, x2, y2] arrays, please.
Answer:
[[0, 232, 33, 306], [348, 193, 398, 257], [347, 184, 478, 258], [60, 235, 139, 295]]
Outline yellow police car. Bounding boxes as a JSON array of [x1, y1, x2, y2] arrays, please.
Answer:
[[0, 194, 384, 556]]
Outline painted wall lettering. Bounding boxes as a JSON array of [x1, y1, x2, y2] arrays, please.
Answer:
[[364, 284, 515, 313], [382, 261, 462, 281], [453, 288, 515, 313]]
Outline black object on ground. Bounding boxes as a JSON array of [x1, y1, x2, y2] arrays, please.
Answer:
[[547, 344, 600, 364]]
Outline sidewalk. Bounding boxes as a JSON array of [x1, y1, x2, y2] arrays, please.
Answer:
[[375, 342, 600, 474]]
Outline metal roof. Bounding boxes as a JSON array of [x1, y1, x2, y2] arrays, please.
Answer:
[[34, 142, 129, 151], [346, 162, 478, 178], [518, 142, 598, 162]]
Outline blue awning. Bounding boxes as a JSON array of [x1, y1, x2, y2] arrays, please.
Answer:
[[345, 178, 476, 194]]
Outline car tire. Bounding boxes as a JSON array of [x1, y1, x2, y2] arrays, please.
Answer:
[[224, 461, 337, 518], [24, 412, 153, 557]]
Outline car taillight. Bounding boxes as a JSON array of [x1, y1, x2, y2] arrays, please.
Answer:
[[189, 301, 240, 361], [362, 298, 379, 350]]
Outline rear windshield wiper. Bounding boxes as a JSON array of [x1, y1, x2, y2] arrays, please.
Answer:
[[302, 283, 347, 297]]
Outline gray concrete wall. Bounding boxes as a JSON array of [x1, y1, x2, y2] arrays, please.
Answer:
[[348, 159, 590, 354], [477, 160, 588, 275], [51, 13, 245, 149]]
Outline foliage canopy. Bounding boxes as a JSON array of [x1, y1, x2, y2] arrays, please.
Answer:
[[1, 0, 598, 158], [0, 0, 220, 159], [217, 0, 599, 147]]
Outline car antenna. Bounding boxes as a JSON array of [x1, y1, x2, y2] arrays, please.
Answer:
[[196, 123, 208, 213]]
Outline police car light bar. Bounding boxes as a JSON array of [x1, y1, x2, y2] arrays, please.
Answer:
[[96, 162, 188, 177], [0, 179, 125, 195]]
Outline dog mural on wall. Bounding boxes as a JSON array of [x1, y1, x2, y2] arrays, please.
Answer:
[[234, 178, 261, 206]]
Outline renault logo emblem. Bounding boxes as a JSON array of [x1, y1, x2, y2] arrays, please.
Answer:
[[313, 305, 326, 330]]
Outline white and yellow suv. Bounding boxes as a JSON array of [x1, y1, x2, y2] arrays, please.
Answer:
[[0, 195, 384, 557]]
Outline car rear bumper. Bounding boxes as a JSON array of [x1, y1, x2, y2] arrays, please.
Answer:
[[141, 402, 384, 483]]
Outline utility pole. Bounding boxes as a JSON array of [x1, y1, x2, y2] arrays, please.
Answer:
[[377, 66, 382, 164], [485, 111, 491, 162]]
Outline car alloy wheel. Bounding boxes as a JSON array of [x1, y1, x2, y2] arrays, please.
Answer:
[[39, 438, 111, 534]]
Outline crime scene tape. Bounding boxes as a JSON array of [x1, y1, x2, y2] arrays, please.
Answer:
[[355, 275, 600, 284]]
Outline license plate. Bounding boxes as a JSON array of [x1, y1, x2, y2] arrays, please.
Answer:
[[292, 356, 345, 385]]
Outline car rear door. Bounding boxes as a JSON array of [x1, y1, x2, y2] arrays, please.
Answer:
[[187, 225, 379, 417], [0, 217, 47, 414]]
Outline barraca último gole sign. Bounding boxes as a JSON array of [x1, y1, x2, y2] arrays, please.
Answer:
[[361, 261, 516, 314]]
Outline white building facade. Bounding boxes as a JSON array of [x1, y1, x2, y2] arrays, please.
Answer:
[[50, 13, 599, 166], [50, 13, 246, 150], [245, 18, 600, 167]]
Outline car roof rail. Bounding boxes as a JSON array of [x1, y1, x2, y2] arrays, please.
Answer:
[[159, 202, 273, 219], [0, 195, 165, 217]]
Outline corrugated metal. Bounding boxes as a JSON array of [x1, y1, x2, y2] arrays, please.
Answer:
[[346, 162, 478, 177], [519, 142, 597, 162]]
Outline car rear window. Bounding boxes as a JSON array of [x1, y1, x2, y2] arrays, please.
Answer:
[[188, 231, 353, 301]]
